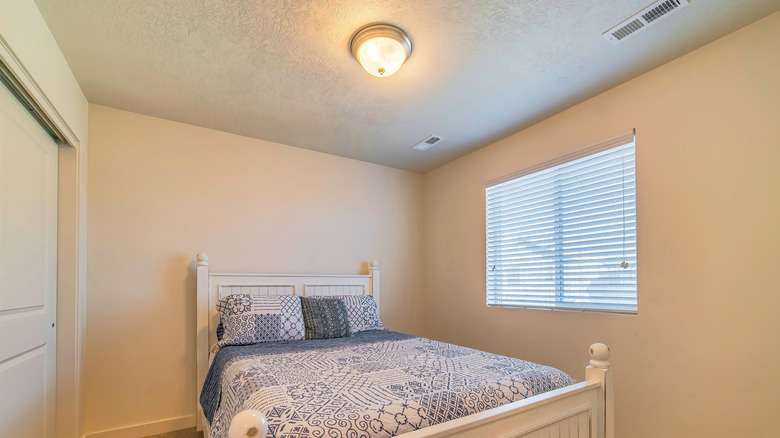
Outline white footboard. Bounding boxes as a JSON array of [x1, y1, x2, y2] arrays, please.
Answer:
[[397, 381, 602, 438], [226, 344, 614, 438]]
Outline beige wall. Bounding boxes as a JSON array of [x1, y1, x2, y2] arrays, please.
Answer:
[[0, 2, 89, 437], [423, 11, 780, 438], [84, 105, 425, 435]]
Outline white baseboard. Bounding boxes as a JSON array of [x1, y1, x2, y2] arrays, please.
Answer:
[[83, 414, 196, 438]]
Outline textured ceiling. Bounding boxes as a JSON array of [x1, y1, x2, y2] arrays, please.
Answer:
[[35, 0, 779, 173]]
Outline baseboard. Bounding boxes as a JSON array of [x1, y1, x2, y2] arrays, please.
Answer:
[[83, 414, 196, 438]]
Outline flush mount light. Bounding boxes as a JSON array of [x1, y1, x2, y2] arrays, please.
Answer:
[[349, 23, 412, 77]]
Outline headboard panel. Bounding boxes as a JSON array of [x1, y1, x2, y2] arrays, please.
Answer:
[[305, 284, 366, 297], [194, 253, 380, 429], [219, 284, 296, 297]]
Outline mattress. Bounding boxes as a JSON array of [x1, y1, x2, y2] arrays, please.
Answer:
[[201, 330, 573, 438]]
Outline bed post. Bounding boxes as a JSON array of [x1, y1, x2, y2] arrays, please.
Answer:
[[196, 252, 210, 432], [586, 343, 614, 438], [369, 260, 380, 315]]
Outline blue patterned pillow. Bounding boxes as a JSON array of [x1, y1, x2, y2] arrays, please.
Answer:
[[301, 297, 352, 340], [216, 294, 304, 348], [311, 295, 383, 333], [358, 295, 383, 332]]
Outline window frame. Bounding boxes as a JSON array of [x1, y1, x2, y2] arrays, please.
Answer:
[[485, 131, 638, 315]]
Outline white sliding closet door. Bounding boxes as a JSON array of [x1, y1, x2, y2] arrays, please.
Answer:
[[0, 81, 58, 438]]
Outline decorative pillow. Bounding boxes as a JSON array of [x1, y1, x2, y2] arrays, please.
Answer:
[[215, 321, 224, 340], [311, 295, 383, 333], [301, 297, 352, 340], [216, 294, 304, 348], [358, 295, 384, 332]]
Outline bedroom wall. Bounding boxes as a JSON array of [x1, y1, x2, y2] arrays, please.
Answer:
[[423, 11, 779, 438], [84, 105, 425, 436]]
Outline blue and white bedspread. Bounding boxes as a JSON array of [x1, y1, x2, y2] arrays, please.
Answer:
[[201, 330, 573, 438]]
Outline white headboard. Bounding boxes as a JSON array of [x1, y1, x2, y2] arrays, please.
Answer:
[[194, 252, 380, 428]]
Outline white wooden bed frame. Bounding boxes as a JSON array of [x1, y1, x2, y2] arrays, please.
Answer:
[[195, 253, 614, 438]]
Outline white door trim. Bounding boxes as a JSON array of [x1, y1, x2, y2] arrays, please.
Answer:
[[0, 34, 79, 147]]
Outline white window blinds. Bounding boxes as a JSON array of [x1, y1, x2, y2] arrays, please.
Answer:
[[486, 136, 637, 313]]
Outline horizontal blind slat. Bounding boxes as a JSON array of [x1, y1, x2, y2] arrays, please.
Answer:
[[487, 296, 638, 305], [487, 215, 636, 240], [487, 202, 636, 233], [487, 145, 635, 196], [487, 295, 638, 302], [487, 171, 636, 214], [487, 170, 636, 212]]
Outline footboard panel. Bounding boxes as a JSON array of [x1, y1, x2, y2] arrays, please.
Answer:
[[518, 411, 589, 438], [399, 381, 602, 438]]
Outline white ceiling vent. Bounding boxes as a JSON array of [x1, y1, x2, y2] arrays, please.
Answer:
[[412, 135, 444, 152], [603, 0, 690, 44]]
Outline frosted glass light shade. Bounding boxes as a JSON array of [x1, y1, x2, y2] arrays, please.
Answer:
[[356, 37, 407, 77], [350, 24, 412, 78]]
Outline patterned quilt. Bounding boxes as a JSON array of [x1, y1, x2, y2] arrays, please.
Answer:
[[202, 330, 573, 438]]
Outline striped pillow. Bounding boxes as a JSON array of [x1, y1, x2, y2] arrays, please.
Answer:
[[311, 295, 383, 333], [301, 297, 352, 340]]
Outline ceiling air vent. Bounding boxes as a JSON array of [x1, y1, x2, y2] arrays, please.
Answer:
[[603, 0, 689, 44], [412, 135, 444, 152]]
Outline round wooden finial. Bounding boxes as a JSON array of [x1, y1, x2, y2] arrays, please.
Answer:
[[197, 252, 209, 266], [227, 410, 267, 438], [370, 260, 379, 269], [589, 343, 611, 370]]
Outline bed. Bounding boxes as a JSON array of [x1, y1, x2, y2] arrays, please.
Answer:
[[195, 253, 614, 438]]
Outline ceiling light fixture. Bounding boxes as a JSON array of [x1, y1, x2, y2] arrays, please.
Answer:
[[349, 23, 412, 78]]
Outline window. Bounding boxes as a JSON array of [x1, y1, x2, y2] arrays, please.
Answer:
[[486, 134, 637, 313]]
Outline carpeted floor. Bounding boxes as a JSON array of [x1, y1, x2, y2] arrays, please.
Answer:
[[143, 428, 203, 438]]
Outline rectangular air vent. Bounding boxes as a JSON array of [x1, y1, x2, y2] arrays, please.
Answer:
[[603, 0, 689, 44], [412, 135, 444, 152]]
